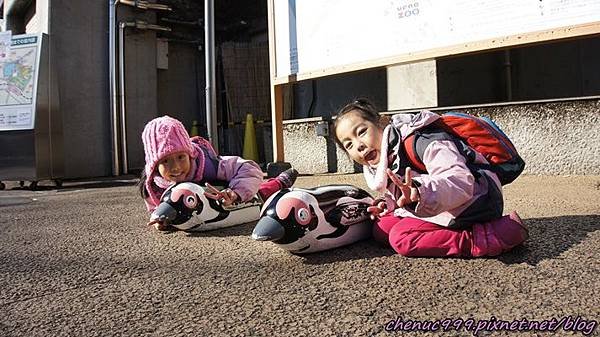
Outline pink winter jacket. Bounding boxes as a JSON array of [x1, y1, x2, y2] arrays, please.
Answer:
[[364, 110, 503, 227], [144, 138, 263, 212]]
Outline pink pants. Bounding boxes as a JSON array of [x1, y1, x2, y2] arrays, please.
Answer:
[[373, 212, 528, 258], [258, 178, 284, 201]]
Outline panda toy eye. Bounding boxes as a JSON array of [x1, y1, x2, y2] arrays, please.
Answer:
[[296, 208, 311, 225], [184, 195, 198, 208]]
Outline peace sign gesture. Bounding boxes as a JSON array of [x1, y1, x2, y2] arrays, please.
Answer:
[[204, 183, 239, 206], [386, 167, 420, 208]]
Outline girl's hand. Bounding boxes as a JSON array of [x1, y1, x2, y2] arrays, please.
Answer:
[[204, 183, 239, 206], [147, 218, 169, 231], [386, 167, 420, 208], [367, 197, 390, 220]]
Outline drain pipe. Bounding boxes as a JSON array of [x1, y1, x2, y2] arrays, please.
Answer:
[[109, 0, 171, 176], [119, 20, 171, 174], [109, 0, 120, 176], [118, 21, 136, 176], [205, 0, 218, 150], [504, 50, 513, 101]]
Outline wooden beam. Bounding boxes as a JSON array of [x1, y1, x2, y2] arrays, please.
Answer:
[[267, 0, 285, 162], [270, 84, 285, 162]]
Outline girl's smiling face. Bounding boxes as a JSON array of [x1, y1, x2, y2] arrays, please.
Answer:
[[157, 152, 191, 182], [335, 110, 384, 167]]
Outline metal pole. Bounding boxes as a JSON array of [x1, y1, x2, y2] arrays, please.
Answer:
[[118, 22, 135, 174], [205, 0, 218, 150], [109, 0, 120, 176], [504, 49, 513, 101], [118, 21, 170, 175]]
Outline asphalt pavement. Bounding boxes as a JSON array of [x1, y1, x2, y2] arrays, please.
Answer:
[[0, 174, 599, 337]]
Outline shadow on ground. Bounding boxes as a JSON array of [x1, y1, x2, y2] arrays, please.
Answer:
[[178, 215, 600, 266], [185, 222, 396, 263], [286, 214, 600, 265], [5, 180, 138, 192], [185, 222, 257, 238], [299, 240, 396, 264], [498, 214, 599, 266], [302, 214, 600, 265]]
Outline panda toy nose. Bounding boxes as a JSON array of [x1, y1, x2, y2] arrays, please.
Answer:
[[152, 203, 178, 223], [252, 216, 285, 241]]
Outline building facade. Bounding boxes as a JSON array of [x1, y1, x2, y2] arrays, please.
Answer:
[[2, 0, 599, 179]]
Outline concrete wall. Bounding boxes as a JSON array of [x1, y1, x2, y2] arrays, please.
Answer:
[[5, 0, 115, 178], [4, 0, 162, 178], [467, 99, 600, 175], [157, 42, 206, 148], [286, 68, 387, 173], [120, 11, 159, 172], [283, 119, 356, 175], [52, 1, 159, 176], [4, 0, 159, 178], [5, 1, 599, 179], [49, 0, 117, 178], [284, 121, 328, 174], [387, 60, 437, 110], [284, 99, 600, 175]]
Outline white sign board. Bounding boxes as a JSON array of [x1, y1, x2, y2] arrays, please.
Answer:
[[273, 0, 600, 80], [0, 34, 41, 131]]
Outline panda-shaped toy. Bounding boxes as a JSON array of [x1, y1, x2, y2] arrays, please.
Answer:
[[150, 182, 262, 231], [252, 184, 374, 254]]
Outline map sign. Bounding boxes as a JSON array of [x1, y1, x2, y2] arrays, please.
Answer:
[[0, 34, 40, 131], [0, 46, 36, 105]]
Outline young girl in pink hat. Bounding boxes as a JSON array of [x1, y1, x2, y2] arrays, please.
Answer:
[[139, 115, 297, 230], [333, 99, 528, 258]]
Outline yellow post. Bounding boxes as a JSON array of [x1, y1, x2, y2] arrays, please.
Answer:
[[190, 120, 199, 137], [243, 113, 259, 161]]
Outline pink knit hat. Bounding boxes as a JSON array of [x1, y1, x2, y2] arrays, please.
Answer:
[[142, 116, 198, 178]]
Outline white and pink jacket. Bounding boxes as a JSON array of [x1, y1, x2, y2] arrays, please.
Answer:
[[364, 110, 504, 227]]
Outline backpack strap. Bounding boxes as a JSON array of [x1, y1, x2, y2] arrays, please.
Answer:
[[402, 125, 457, 174], [402, 133, 427, 173], [402, 125, 479, 175]]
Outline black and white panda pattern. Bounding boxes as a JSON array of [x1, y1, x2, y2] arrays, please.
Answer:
[[150, 182, 261, 231], [251, 184, 374, 254]]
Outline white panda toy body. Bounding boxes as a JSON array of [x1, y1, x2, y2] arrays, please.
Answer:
[[151, 182, 261, 231], [252, 184, 374, 254]]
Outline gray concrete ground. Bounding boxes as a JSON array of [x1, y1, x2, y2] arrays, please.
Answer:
[[0, 174, 599, 337]]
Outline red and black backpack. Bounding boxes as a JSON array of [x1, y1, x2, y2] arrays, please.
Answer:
[[402, 112, 525, 185]]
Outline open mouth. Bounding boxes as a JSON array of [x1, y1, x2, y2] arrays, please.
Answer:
[[364, 150, 378, 164]]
